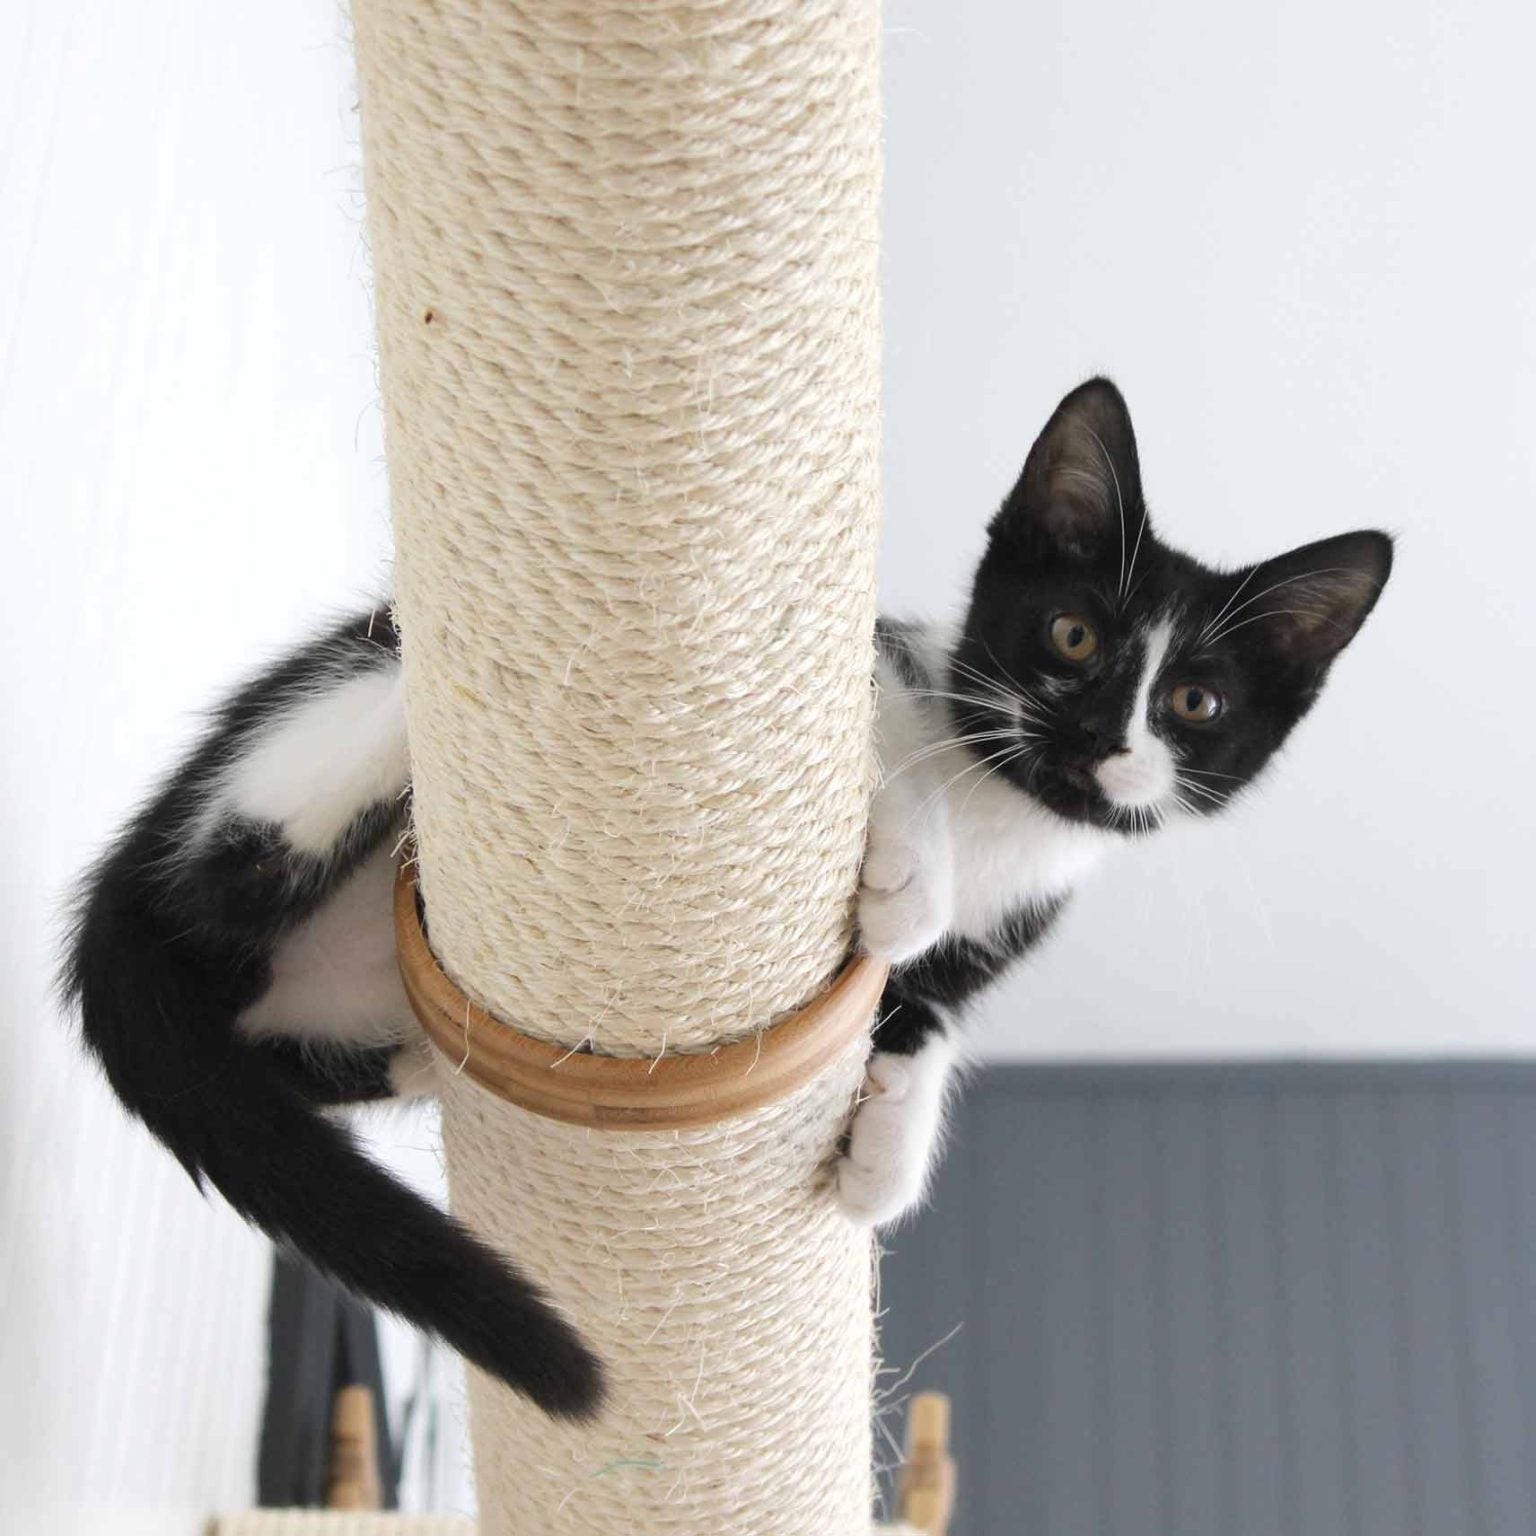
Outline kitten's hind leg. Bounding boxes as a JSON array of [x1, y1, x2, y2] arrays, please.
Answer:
[[253, 1037, 416, 1106]]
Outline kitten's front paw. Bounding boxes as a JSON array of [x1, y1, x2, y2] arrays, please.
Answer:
[[857, 843, 951, 964], [834, 1047, 951, 1227]]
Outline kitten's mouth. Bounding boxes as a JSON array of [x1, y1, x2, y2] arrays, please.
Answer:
[[1026, 759, 1109, 824], [1056, 762, 1098, 793]]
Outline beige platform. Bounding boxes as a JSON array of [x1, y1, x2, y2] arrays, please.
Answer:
[[212, 1518, 919, 1535], [212, 1517, 474, 1536], [212, 1391, 950, 1535]]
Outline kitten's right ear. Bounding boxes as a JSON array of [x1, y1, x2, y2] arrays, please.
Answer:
[[992, 377, 1145, 563], [1238, 530, 1394, 669]]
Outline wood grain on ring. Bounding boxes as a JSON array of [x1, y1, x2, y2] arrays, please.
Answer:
[[393, 863, 886, 1130]]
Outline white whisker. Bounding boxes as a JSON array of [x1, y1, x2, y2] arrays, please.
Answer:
[[963, 647, 1058, 717], [900, 688, 1051, 728], [1198, 566, 1260, 646], [912, 739, 1035, 824], [902, 688, 1013, 711], [1203, 606, 1342, 647], [1083, 423, 1127, 598], [1108, 799, 1166, 836], [1201, 567, 1357, 647], [1123, 501, 1149, 611], [1174, 776, 1226, 806], [888, 729, 1020, 775], [958, 742, 1035, 812]]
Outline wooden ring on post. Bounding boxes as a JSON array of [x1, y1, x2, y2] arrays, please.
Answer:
[[393, 862, 887, 1131]]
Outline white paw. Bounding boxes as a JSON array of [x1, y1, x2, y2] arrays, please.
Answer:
[[835, 1046, 952, 1227], [857, 841, 951, 964]]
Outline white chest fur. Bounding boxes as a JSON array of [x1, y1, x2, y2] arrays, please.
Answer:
[[865, 634, 1110, 959], [940, 756, 1109, 938], [844, 626, 1115, 1228]]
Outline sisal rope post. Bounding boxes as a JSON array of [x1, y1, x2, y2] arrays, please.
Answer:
[[352, 2, 883, 1532]]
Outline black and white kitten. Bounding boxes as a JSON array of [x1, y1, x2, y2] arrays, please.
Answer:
[[61, 615, 611, 1419], [63, 379, 1389, 1419], [838, 378, 1391, 1221]]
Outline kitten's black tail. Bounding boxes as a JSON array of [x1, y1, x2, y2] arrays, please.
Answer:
[[62, 894, 605, 1422]]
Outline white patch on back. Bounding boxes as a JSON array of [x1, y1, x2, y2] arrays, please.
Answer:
[[238, 844, 413, 1049], [835, 1033, 960, 1226], [1095, 619, 1178, 810], [220, 664, 410, 854]]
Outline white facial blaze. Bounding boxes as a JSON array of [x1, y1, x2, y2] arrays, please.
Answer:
[[1094, 619, 1178, 809]]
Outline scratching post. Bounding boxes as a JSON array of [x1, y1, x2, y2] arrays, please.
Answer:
[[352, 2, 883, 1532]]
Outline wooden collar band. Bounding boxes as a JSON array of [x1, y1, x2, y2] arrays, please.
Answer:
[[393, 863, 887, 1131]]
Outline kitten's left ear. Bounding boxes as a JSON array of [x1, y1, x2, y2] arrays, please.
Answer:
[[1239, 530, 1394, 667], [993, 377, 1145, 563]]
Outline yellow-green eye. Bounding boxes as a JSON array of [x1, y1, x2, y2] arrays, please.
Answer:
[[1050, 613, 1099, 663], [1169, 682, 1222, 723]]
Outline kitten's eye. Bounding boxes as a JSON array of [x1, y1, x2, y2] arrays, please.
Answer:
[[1169, 683, 1223, 723], [1050, 613, 1099, 663]]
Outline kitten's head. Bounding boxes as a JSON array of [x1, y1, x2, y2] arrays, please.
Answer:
[[954, 378, 1392, 833]]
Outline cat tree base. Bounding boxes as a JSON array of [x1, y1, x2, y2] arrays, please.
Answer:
[[212, 1392, 953, 1535], [214, 1518, 922, 1535]]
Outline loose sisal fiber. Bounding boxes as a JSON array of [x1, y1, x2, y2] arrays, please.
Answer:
[[351, 1, 883, 1532]]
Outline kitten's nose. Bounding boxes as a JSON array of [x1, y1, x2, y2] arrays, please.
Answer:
[[1071, 718, 1126, 760]]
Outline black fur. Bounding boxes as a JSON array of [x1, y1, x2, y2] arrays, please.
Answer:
[[62, 610, 605, 1421], [257, 1036, 400, 1106], [875, 378, 1391, 1055], [878, 900, 1065, 1056]]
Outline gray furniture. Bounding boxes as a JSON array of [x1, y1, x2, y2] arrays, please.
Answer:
[[878, 1063, 1536, 1536]]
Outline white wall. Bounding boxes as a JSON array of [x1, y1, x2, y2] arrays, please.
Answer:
[[0, 3, 389, 1531], [880, 0, 1536, 1058]]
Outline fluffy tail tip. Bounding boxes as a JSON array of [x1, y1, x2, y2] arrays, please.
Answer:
[[478, 1309, 608, 1422], [528, 1331, 608, 1422]]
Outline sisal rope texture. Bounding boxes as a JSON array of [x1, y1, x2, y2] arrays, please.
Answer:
[[351, 1, 885, 1533]]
